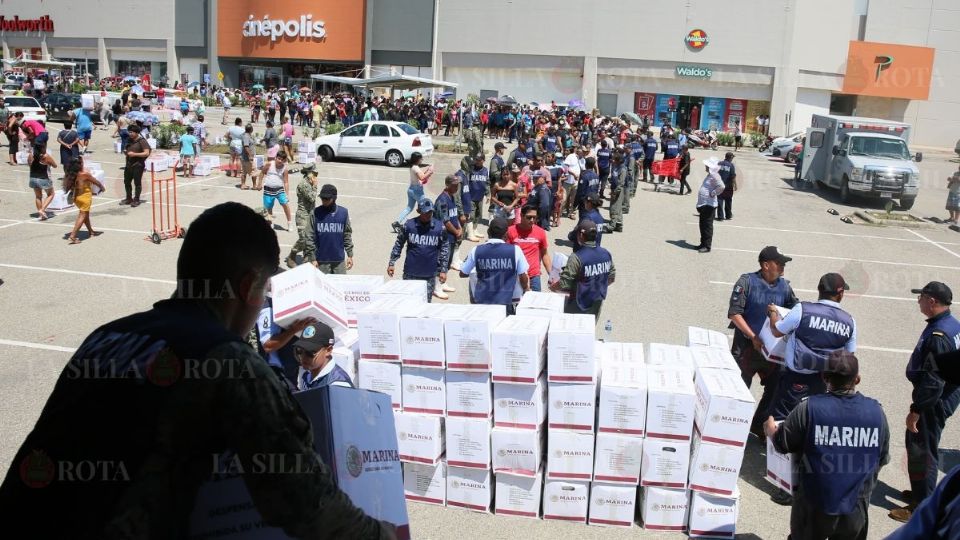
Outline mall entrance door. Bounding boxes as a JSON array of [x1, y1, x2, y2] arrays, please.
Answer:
[[676, 95, 704, 130]]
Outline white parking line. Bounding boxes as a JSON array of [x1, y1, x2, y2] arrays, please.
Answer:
[[708, 281, 915, 302], [906, 228, 960, 259], [685, 221, 960, 245], [0, 263, 176, 284], [0, 338, 77, 353], [711, 247, 959, 271]]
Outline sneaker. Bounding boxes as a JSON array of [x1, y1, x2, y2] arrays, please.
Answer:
[[286, 255, 298, 269], [698, 247, 711, 253], [433, 289, 449, 300], [770, 491, 793, 506], [442, 283, 456, 293], [889, 506, 915, 523]]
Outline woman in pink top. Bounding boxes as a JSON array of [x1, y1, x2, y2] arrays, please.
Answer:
[[281, 119, 295, 159]]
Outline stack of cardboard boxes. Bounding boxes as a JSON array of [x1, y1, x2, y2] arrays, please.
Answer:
[[273, 273, 755, 535]]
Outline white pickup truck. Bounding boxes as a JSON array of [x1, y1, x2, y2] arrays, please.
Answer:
[[801, 114, 922, 209]]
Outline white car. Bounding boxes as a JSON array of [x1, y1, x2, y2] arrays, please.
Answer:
[[769, 131, 804, 156], [314, 121, 433, 167], [3, 96, 46, 122]]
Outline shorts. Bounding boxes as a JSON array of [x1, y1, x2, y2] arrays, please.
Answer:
[[79, 129, 92, 141], [263, 190, 289, 209], [29, 177, 53, 190]]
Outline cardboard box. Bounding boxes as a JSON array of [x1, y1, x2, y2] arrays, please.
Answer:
[[589, 482, 638, 528], [394, 412, 444, 465], [646, 367, 696, 442], [371, 279, 429, 304], [694, 368, 755, 448], [515, 291, 565, 318], [493, 376, 546, 430], [690, 347, 739, 372], [446, 466, 493, 513], [542, 480, 589, 523], [598, 362, 647, 437], [547, 314, 597, 384], [399, 305, 446, 369], [445, 417, 492, 470], [191, 386, 411, 539], [446, 371, 492, 419], [491, 316, 549, 385], [622, 342, 645, 365], [766, 421, 794, 494], [495, 468, 543, 519], [491, 426, 543, 477], [546, 430, 595, 481], [270, 263, 349, 331], [640, 439, 690, 489], [688, 326, 731, 350], [689, 431, 745, 497], [401, 367, 445, 416], [444, 305, 508, 371], [357, 297, 422, 362], [357, 360, 401, 410], [547, 382, 597, 432], [759, 306, 790, 365], [593, 433, 643, 485], [640, 487, 689, 532], [646, 343, 695, 373], [324, 274, 386, 327], [403, 461, 446, 506], [689, 491, 739, 538]]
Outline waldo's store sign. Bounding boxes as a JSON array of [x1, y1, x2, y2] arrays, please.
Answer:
[[676, 65, 713, 79]]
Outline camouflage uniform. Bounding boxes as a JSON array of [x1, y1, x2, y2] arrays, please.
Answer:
[[288, 177, 318, 267], [0, 299, 387, 539]]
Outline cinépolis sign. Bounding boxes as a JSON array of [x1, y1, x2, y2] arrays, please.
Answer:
[[675, 65, 713, 79]]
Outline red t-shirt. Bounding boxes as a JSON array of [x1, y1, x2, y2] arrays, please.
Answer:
[[506, 224, 547, 277]]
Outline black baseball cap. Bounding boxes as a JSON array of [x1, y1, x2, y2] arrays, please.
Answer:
[[759, 246, 792, 264], [319, 184, 337, 199], [825, 352, 859, 378], [912, 281, 953, 305], [818, 273, 850, 294], [487, 216, 509, 238], [293, 322, 336, 353]]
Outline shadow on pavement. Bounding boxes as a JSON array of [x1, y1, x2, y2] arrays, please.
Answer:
[[666, 239, 699, 250]]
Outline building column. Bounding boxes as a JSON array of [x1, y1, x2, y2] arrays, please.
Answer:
[[98, 37, 112, 78], [769, 66, 799, 136], [166, 38, 179, 85], [582, 56, 598, 111]]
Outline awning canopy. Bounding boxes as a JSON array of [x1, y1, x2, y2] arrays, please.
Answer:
[[2, 53, 77, 69], [309, 73, 457, 90]]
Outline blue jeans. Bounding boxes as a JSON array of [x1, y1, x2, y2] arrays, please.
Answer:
[[397, 184, 424, 223], [529, 275, 541, 292]]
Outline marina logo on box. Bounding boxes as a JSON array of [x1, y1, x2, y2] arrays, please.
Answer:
[[345, 446, 363, 478]]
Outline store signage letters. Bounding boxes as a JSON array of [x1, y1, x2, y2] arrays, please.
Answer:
[[242, 14, 326, 42], [676, 65, 713, 79], [0, 16, 54, 33]]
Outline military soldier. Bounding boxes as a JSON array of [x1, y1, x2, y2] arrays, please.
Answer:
[[764, 353, 889, 540], [293, 321, 354, 391], [0, 203, 396, 539], [459, 216, 529, 314], [286, 165, 319, 268], [551, 220, 615, 317], [304, 184, 354, 274], [891, 282, 960, 522], [388, 197, 450, 302]]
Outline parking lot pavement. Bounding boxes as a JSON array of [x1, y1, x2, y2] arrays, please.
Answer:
[[0, 110, 957, 538]]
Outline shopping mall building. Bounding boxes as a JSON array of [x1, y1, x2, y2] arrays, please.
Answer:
[[0, 0, 956, 147]]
